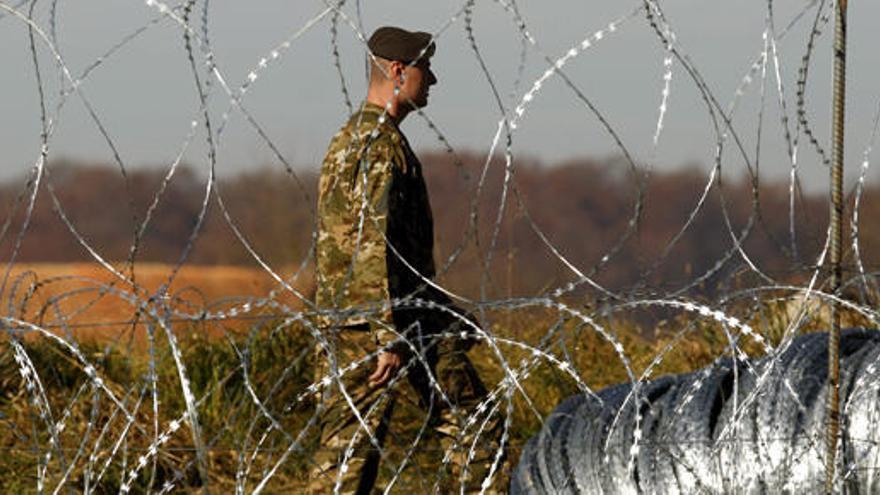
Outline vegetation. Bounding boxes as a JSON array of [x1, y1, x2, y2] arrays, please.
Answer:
[[2, 295, 874, 491], [1, 157, 877, 489], [3, 155, 879, 299]]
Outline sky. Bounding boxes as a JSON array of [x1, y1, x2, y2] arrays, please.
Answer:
[[1, 0, 879, 191]]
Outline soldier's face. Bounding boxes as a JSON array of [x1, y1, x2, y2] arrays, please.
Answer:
[[399, 60, 436, 109]]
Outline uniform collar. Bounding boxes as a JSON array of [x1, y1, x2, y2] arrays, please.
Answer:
[[361, 101, 388, 116]]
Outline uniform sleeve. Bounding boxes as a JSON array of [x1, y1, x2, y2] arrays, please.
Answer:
[[349, 138, 406, 349]]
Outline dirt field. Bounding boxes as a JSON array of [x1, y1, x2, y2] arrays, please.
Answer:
[[2, 262, 314, 345]]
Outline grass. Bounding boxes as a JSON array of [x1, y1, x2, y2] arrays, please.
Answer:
[[1, 287, 876, 492]]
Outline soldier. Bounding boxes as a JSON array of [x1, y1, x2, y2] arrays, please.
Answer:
[[310, 26, 507, 493]]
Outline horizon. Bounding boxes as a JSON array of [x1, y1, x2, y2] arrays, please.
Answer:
[[14, 147, 875, 195]]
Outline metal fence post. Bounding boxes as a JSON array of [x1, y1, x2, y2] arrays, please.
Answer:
[[826, 0, 848, 492]]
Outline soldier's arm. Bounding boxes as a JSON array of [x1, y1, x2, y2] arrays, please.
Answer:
[[351, 137, 406, 351]]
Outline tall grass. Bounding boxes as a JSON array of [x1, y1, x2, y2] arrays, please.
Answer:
[[1, 295, 875, 491]]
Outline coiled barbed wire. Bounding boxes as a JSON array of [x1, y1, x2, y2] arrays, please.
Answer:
[[1, 1, 879, 493]]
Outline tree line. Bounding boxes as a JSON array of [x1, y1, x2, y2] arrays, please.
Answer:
[[1, 153, 877, 300]]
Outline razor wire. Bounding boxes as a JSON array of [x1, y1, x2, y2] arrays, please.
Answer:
[[1, 0, 879, 493]]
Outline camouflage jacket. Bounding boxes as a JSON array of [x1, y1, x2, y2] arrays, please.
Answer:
[[316, 102, 438, 346]]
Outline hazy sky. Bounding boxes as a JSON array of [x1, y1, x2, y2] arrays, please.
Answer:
[[1, 0, 879, 191]]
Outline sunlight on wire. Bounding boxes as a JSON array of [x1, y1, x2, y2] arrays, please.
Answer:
[[1, 0, 879, 493]]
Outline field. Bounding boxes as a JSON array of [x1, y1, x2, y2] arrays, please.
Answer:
[[1, 263, 875, 492], [1, 262, 313, 345]]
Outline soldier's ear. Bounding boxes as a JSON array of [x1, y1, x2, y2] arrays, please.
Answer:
[[389, 61, 406, 85]]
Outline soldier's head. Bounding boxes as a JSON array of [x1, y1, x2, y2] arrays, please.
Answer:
[[366, 26, 437, 120]]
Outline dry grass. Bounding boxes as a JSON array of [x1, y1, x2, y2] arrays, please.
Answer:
[[1, 264, 876, 491]]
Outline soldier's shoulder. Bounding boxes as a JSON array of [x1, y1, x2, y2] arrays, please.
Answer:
[[349, 110, 401, 145], [333, 115, 399, 153]]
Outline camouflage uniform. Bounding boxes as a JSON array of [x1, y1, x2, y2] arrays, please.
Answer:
[[310, 102, 507, 493]]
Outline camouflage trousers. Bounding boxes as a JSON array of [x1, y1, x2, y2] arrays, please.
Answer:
[[307, 326, 508, 494]]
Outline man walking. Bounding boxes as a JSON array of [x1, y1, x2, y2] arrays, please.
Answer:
[[310, 26, 507, 493]]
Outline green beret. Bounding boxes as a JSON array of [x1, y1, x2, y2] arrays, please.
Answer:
[[367, 26, 436, 63]]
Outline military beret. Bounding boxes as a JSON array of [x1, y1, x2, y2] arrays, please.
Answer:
[[367, 26, 435, 63]]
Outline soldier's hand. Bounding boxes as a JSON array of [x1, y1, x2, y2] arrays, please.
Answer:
[[369, 351, 402, 387]]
